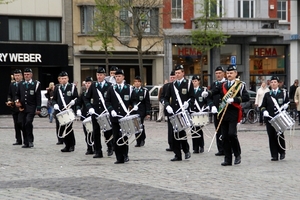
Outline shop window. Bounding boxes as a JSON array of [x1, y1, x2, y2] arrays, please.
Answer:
[[238, 0, 255, 18], [172, 0, 182, 20], [220, 45, 241, 65], [277, 0, 287, 21], [8, 17, 61, 42], [133, 8, 159, 35]]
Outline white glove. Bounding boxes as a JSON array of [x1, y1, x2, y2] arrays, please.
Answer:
[[201, 91, 208, 98], [76, 110, 82, 117], [69, 100, 75, 106], [133, 105, 139, 111], [211, 106, 218, 114], [226, 98, 234, 104], [88, 108, 95, 115], [54, 104, 59, 110], [183, 101, 189, 110], [263, 110, 269, 117], [111, 110, 117, 117], [166, 105, 174, 114], [282, 103, 289, 110]]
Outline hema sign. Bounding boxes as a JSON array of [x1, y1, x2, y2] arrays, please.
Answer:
[[0, 43, 68, 66]]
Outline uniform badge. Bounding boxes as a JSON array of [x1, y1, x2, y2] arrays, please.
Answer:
[[278, 98, 283, 104], [104, 92, 107, 98], [124, 95, 129, 101], [91, 98, 94, 104], [139, 96, 144, 101], [182, 88, 187, 94], [30, 90, 34, 95], [199, 97, 203, 102], [67, 91, 71, 96]]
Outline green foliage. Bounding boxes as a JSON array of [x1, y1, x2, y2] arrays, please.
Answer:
[[0, 0, 14, 4]]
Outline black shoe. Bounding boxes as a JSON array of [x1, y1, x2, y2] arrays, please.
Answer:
[[135, 144, 141, 147], [114, 160, 125, 164], [271, 157, 278, 161], [140, 140, 145, 146], [185, 152, 191, 159], [166, 148, 173, 152], [234, 155, 241, 165], [156, 120, 161, 122], [280, 153, 285, 160], [22, 144, 29, 148], [13, 142, 22, 145], [107, 149, 113, 156], [93, 153, 103, 158], [56, 141, 63, 145], [124, 156, 129, 162], [85, 150, 94, 155], [170, 157, 182, 161], [221, 161, 232, 166], [215, 152, 225, 156], [200, 147, 204, 153], [61, 147, 71, 152], [28, 142, 34, 148], [69, 146, 75, 152], [193, 150, 199, 154]]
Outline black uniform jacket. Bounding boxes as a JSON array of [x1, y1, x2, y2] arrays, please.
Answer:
[[130, 87, 151, 117], [7, 81, 20, 113], [210, 79, 226, 109], [261, 89, 289, 118], [76, 91, 89, 120], [190, 87, 212, 112], [52, 83, 78, 110]]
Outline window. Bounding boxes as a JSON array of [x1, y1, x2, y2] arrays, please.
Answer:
[[119, 7, 130, 36], [208, 0, 223, 17], [277, 0, 287, 21], [172, 0, 182, 19], [80, 5, 97, 34], [238, 0, 255, 18], [8, 18, 61, 42], [133, 8, 159, 35]]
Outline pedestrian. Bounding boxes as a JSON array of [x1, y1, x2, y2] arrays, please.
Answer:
[[261, 75, 289, 161], [289, 79, 298, 101], [52, 71, 78, 152], [131, 76, 151, 147], [45, 82, 55, 123], [15, 68, 42, 148], [156, 86, 165, 122], [204, 65, 249, 166], [254, 81, 270, 125], [85, 67, 114, 158], [294, 86, 300, 125], [6, 69, 24, 145], [164, 65, 194, 161]]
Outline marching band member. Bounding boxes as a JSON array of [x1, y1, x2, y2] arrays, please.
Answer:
[[131, 76, 151, 147], [76, 76, 94, 155], [164, 65, 195, 161], [190, 75, 211, 153], [204, 65, 249, 166], [52, 71, 78, 152], [105, 66, 118, 85], [210, 66, 226, 156], [85, 67, 114, 158], [105, 69, 136, 164], [7, 69, 23, 145], [15, 68, 41, 148], [55, 75, 64, 145], [261, 76, 289, 161], [160, 70, 176, 152]]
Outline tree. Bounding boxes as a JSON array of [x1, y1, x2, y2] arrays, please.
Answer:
[[191, 0, 229, 78], [0, 0, 14, 4], [93, 0, 164, 84]]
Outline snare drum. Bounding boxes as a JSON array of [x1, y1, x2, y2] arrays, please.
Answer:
[[119, 114, 142, 135], [56, 109, 75, 126], [169, 111, 192, 132], [96, 113, 112, 131], [270, 110, 295, 133], [191, 112, 209, 127], [83, 116, 93, 133]]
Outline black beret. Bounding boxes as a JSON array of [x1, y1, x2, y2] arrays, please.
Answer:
[[135, 76, 141, 81], [85, 76, 93, 82], [97, 67, 106, 73], [59, 71, 68, 77], [24, 68, 32, 73], [192, 75, 200, 81], [170, 70, 175, 76], [227, 65, 237, 71], [270, 76, 280, 82], [174, 65, 184, 70], [110, 66, 118, 71], [14, 69, 22, 74], [215, 66, 225, 72], [115, 69, 124, 75]]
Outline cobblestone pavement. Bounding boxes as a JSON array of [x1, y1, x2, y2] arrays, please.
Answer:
[[0, 115, 299, 199]]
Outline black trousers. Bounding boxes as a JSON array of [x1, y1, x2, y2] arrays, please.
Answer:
[[92, 117, 113, 154], [213, 114, 223, 153], [112, 122, 128, 162], [192, 126, 204, 151], [12, 111, 22, 143], [220, 119, 241, 163], [58, 122, 75, 149], [167, 116, 173, 149], [19, 111, 35, 145], [83, 125, 93, 152], [55, 114, 64, 143], [266, 122, 285, 158], [135, 117, 146, 145], [172, 130, 189, 159]]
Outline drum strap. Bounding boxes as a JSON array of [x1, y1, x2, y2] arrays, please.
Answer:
[[173, 83, 184, 111], [113, 88, 129, 115], [35, 81, 40, 93], [271, 96, 281, 114], [194, 97, 201, 112], [96, 89, 108, 111], [58, 86, 67, 109]]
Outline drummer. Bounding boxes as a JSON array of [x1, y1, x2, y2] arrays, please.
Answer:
[[164, 64, 195, 161], [190, 75, 212, 154], [105, 69, 137, 164], [261, 75, 289, 161], [85, 67, 114, 158], [76, 76, 94, 155], [52, 71, 78, 152]]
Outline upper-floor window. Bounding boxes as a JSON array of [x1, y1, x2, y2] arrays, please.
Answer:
[[133, 8, 159, 35], [119, 7, 130, 36], [208, 0, 223, 17], [238, 0, 255, 18], [8, 18, 61, 42], [80, 5, 97, 34], [172, 0, 182, 20], [277, 0, 287, 21]]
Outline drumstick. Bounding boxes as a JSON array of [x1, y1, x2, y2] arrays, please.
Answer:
[[126, 102, 141, 116], [62, 98, 77, 111], [175, 99, 191, 114]]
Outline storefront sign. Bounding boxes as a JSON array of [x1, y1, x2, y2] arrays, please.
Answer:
[[254, 48, 278, 57], [0, 53, 42, 63], [177, 47, 201, 56]]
